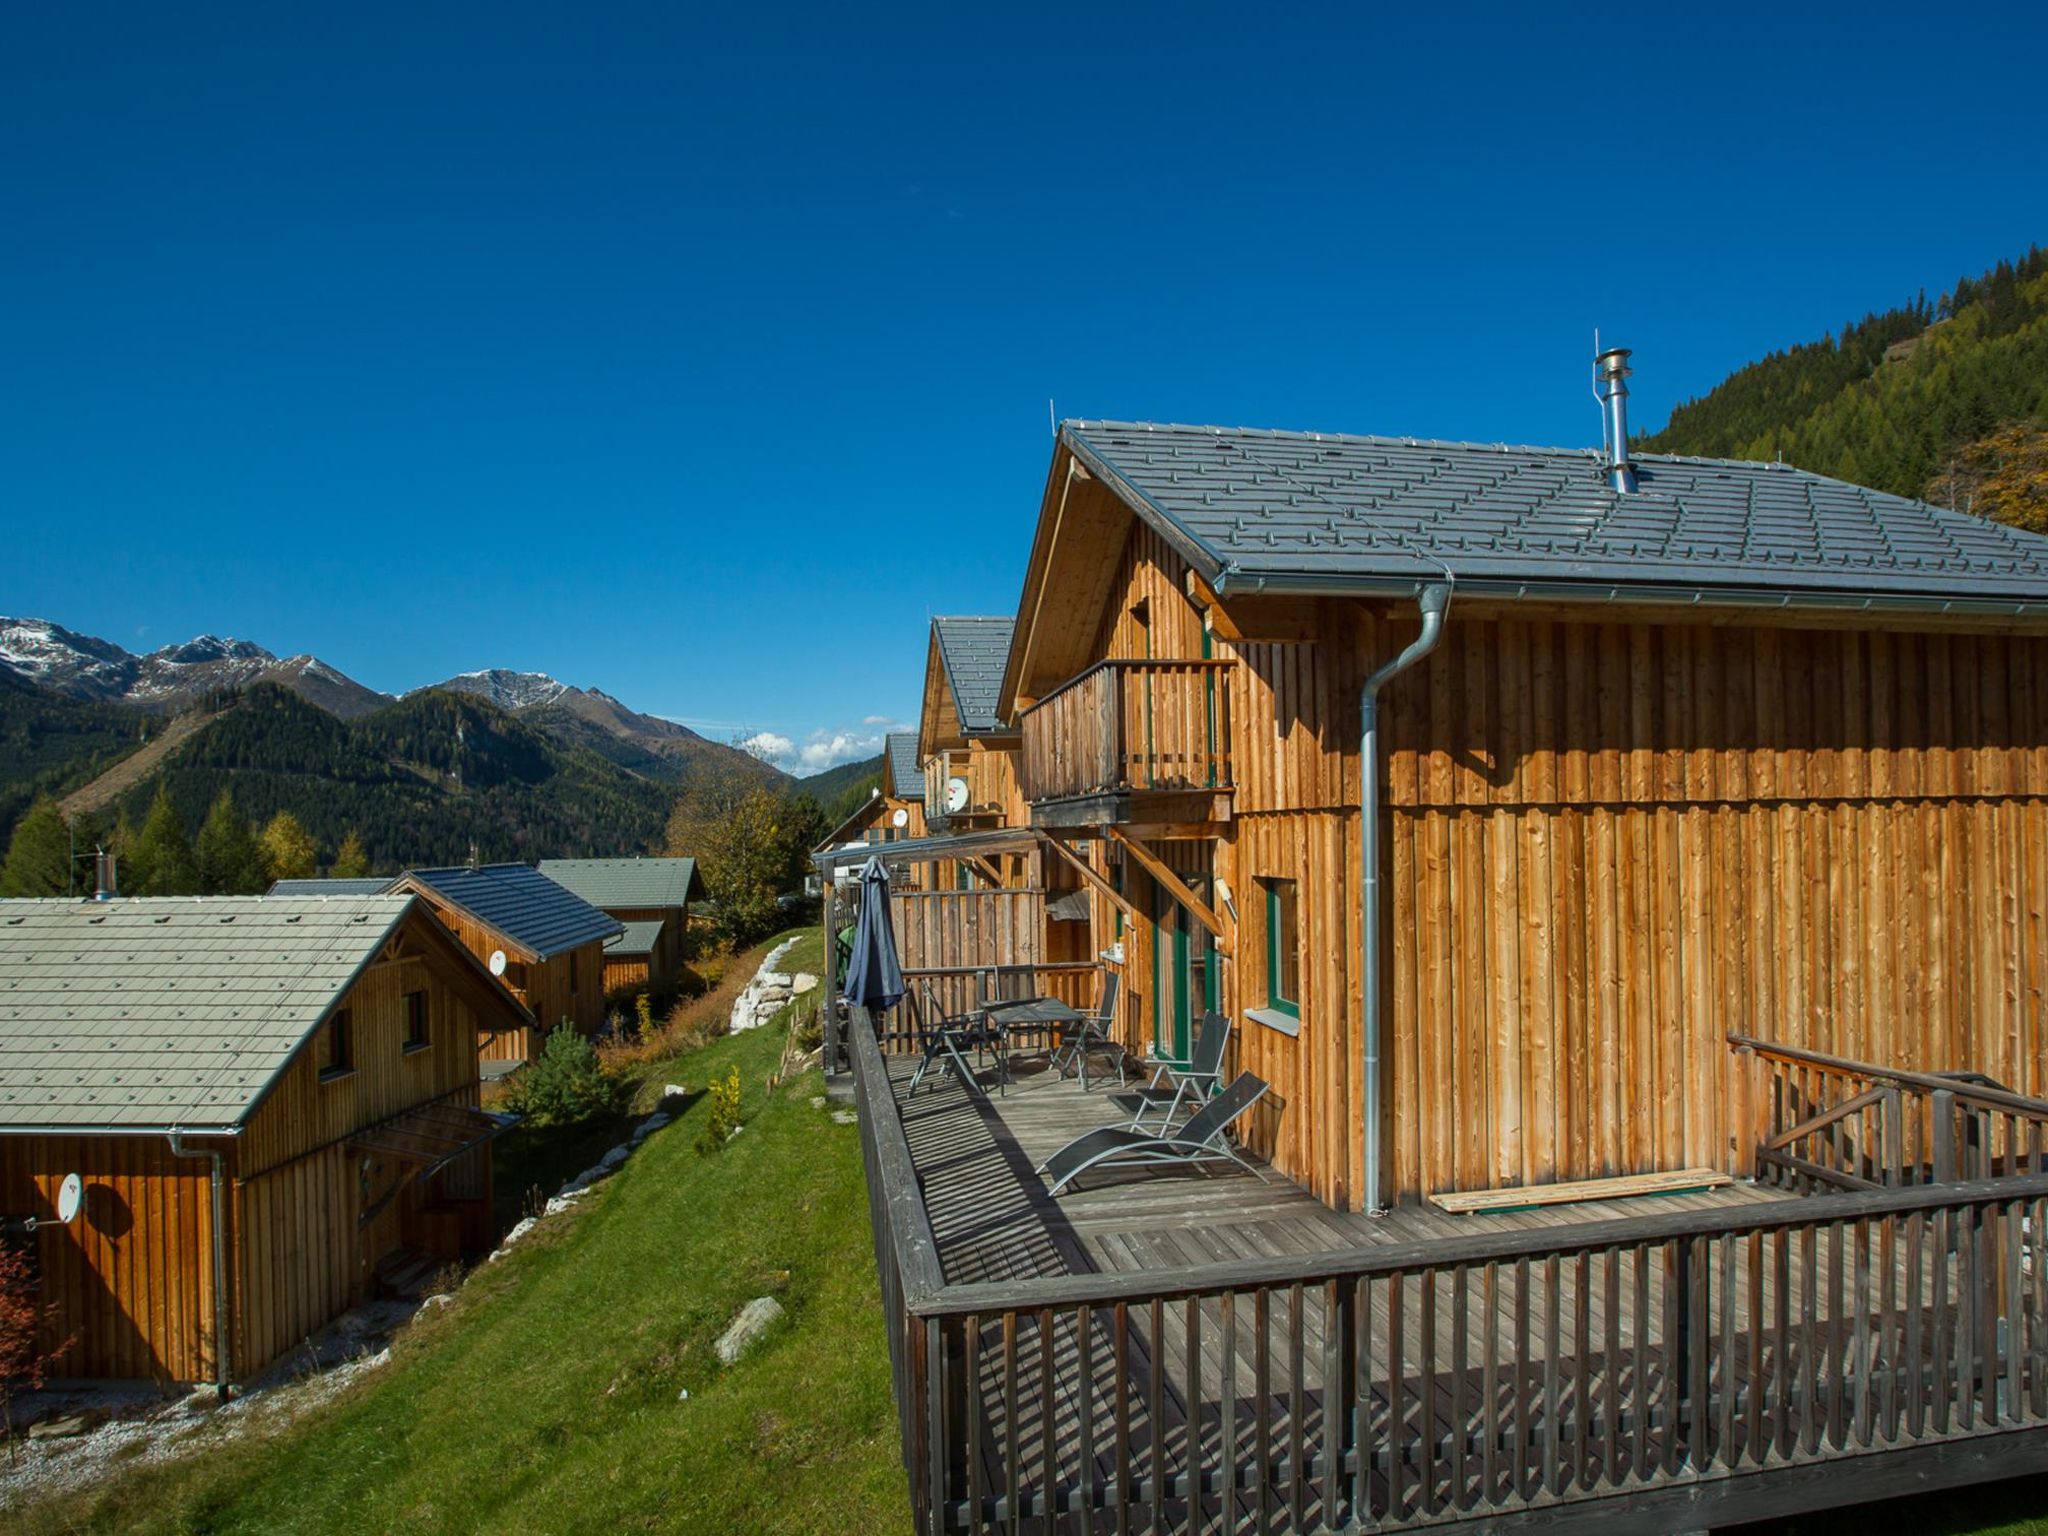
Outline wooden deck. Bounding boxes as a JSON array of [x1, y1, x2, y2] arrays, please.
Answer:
[[860, 1021, 2048, 1533]]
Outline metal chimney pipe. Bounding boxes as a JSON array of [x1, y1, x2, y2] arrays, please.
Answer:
[[93, 848, 117, 902], [1595, 346, 1638, 493]]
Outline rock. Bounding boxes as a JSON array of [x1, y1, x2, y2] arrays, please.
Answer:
[[490, 1216, 537, 1259], [792, 973, 819, 996], [661, 1083, 689, 1103], [544, 1192, 583, 1216], [633, 1113, 671, 1143], [810, 1095, 826, 1109], [578, 1163, 612, 1186], [832, 1109, 858, 1125], [715, 1296, 786, 1364], [760, 970, 793, 988], [600, 1144, 632, 1170], [418, 1292, 455, 1312], [676, 1387, 691, 1401], [29, 1413, 91, 1440]]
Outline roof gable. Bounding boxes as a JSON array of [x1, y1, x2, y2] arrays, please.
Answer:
[[1060, 419, 2048, 610], [885, 733, 923, 800], [535, 857, 703, 910], [398, 864, 623, 959], [932, 616, 1014, 733], [0, 895, 409, 1131]]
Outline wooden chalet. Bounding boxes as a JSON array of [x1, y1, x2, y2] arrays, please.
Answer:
[[0, 894, 525, 1387], [391, 863, 622, 1061], [920, 617, 1027, 837], [537, 855, 706, 995], [840, 398, 2048, 1531]]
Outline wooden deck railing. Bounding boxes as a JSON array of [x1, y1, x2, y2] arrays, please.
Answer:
[[1020, 659, 1232, 803], [857, 1011, 2048, 1533], [1732, 1034, 2048, 1192]]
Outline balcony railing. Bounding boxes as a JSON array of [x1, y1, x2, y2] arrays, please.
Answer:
[[1020, 659, 1232, 804]]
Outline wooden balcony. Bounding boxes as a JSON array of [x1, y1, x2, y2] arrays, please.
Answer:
[[850, 1010, 2048, 1534], [1019, 659, 1233, 826], [924, 748, 1009, 826]]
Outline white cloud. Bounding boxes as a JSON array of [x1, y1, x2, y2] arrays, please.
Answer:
[[795, 730, 881, 773], [861, 713, 894, 726], [737, 731, 795, 763]]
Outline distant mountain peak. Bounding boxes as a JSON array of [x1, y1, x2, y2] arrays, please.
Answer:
[[434, 669, 573, 711], [151, 634, 274, 665]]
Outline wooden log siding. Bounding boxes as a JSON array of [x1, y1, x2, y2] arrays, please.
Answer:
[[851, 1009, 2048, 1535], [1020, 660, 1234, 802]]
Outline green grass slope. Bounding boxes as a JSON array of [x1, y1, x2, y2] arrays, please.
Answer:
[[16, 930, 908, 1536]]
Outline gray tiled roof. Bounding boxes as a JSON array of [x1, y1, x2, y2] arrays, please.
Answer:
[[0, 895, 411, 1130], [403, 865, 622, 958], [885, 733, 923, 800], [603, 919, 665, 957], [933, 616, 1014, 732], [1063, 420, 2048, 608], [267, 877, 391, 897], [536, 857, 702, 911]]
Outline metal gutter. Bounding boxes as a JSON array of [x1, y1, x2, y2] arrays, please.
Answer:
[[1359, 582, 1452, 1216], [1212, 566, 2048, 618], [0, 1123, 242, 1137]]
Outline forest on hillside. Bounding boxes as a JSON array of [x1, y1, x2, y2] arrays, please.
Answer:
[[1642, 247, 2048, 529]]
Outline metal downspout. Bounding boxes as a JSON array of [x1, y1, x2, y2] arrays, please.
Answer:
[[167, 1130, 232, 1400], [1360, 582, 1453, 1215]]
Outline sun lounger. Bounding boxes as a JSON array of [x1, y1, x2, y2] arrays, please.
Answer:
[[1036, 1072, 1271, 1195]]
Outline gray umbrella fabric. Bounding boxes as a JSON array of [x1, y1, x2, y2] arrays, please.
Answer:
[[842, 856, 906, 1012]]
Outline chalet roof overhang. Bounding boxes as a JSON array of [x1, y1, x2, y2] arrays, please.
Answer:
[[812, 825, 1042, 880], [1000, 423, 2048, 716]]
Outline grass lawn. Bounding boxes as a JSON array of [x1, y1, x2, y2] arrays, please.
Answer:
[[12, 928, 910, 1536]]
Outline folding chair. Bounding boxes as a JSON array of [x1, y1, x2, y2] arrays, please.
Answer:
[[906, 981, 1005, 1096], [1049, 973, 1125, 1086], [1112, 1008, 1229, 1129], [1035, 1073, 1272, 1195]]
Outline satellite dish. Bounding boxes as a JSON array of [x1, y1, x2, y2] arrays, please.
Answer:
[[891, 808, 910, 829], [488, 950, 508, 977], [945, 776, 970, 814], [55, 1173, 83, 1225]]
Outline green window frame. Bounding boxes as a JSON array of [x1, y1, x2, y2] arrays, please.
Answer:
[[1264, 879, 1300, 1018]]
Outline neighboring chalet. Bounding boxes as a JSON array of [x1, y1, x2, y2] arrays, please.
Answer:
[[390, 864, 621, 1062], [812, 733, 930, 873], [919, 617, 1025, 834], [0, 895, 525, 1386], [268, 877, 391, 896], [538, 856, 706, 996], [841, 382, 2048, 1532]]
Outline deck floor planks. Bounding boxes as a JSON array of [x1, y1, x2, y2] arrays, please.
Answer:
[[888, 1055, 1935, 1526]]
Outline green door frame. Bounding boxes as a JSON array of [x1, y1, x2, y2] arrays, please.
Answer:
[[1151, 882, 1190, 1061]]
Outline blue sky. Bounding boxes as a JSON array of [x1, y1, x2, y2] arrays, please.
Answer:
[[5, 3, 2045, 773]]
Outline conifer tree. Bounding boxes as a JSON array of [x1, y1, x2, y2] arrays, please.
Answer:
[[0, 796, 73, 898], [195, 790, 267, 894], [129, 786, 198, 896], [330, 831, 371, 879], [258, 810, 318, 884]]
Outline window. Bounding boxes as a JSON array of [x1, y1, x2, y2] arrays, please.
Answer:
[[1264, 879, 1300, 1018], [321, 1009, 354, 1080], [403, 990, 429, 1053]]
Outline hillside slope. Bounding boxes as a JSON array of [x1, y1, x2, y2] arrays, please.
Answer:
[[1642, 247, 2048, 514]]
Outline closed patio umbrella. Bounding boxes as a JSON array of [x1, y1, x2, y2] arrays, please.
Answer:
[[841, 855, 906, 1014]]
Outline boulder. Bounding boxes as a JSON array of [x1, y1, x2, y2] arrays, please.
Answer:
[[714, 1296, 786, 1365], [661, 1083, 689, 1104], [791, 973, 820, 996], [28, 1413, 91, 1441], [600, 1144, 632, 1170], [632, 1114, 670, 1144]]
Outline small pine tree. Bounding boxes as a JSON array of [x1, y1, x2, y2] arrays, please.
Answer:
[[502, 1025, 616, 1127], [195, 790, 267, 894], [0, 796, 73, 898], [330, 831, 371, 880], [129, 786, 198, 896], [258, 810, 318, 884]]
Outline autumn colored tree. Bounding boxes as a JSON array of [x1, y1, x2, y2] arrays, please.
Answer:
[[666, 759, 823, 944], [1, 1241, 75, 1456], [330, 830, 372, 879], [258, 810, 318, 884], [1930, 422, 2048, 532]]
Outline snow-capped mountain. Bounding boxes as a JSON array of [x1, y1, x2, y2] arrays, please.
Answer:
[[0, 617, 393, 719], [431, 669, 574, 712]]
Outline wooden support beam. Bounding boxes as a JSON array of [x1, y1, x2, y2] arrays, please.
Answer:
[[1105, 826, 1230, 951], [963, 855, 1006, 888], [1038, 833, 1141, 928]]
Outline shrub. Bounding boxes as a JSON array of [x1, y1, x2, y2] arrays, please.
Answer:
[[695, 1066, 742, 1155], [634, 992, 654, 1038], [503, 1025, 618, 1127]]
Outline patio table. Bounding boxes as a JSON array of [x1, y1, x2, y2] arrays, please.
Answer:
[[983, 996, 1089, 1087]]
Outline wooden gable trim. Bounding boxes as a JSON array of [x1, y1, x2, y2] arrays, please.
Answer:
[[918, 627, 965, 759], [386, 876, 542, 964], [1001, 447, 1139, 715]]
